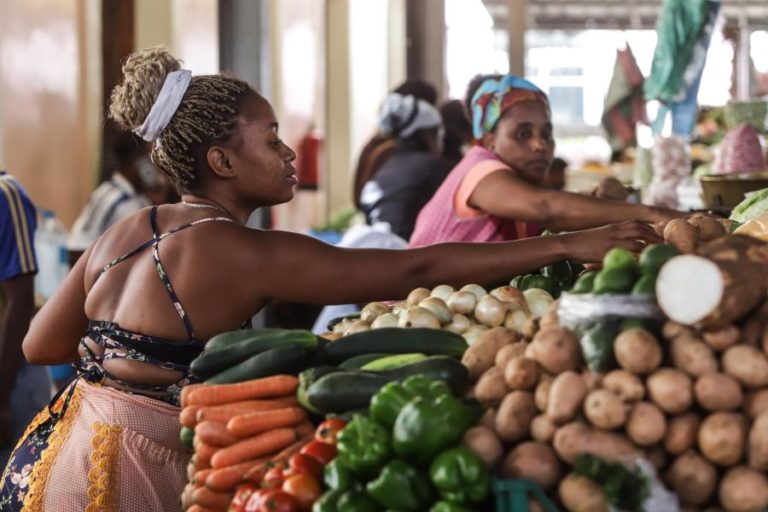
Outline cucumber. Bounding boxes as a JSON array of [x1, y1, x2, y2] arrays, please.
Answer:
[[580, 321, 618, 372], [306, 356, 470, 413], [592, 268, 636, 294], [360, 353, 427, 371], [192, 330, 318, 379], [322, 328, 468, 363], [339, 353, 391, 370], [298, 366, 342, 414], [205, 344, 312, 384], [205, 328, 286, 351], [571, 271, 597, 293], [180, 426, 194, 452]]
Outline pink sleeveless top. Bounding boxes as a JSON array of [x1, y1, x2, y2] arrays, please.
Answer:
[[408, 146, 538, 247]]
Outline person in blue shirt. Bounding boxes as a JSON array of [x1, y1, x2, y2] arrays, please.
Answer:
[[0, 171, 38, 448]]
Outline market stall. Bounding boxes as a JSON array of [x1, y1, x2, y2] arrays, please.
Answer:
[[174, 206, 768, 511]]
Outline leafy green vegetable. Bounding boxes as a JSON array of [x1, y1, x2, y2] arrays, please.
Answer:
[[573, 454, 649, 512], [730, 188, 768, 223]]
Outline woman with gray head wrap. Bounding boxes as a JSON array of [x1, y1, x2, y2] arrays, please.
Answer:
[[359, 93, 453, 240]]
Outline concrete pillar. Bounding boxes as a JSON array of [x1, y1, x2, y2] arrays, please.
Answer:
[[507, 0, 527, 77], [406, 0, 446, 100]]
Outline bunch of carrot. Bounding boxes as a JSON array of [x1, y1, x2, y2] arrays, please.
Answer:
[[179, 375, 314, 512]]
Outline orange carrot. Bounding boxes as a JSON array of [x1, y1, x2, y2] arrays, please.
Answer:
[[181, 383, 205, 407], [193, 468, 215, 486], [195, 421, 239, 447], [226, 406, 307, 437], [195, 398, 297, 424], [194, 439, 219, 464], [211, 427, 299, 469], [187, 375, 299, 406], [241, 432, 314, 482], [180, 405, 201, 428], [181, 482, 198, 510], [192, 486, 232, 509], [191, 454, 211, 471], [204, 458, 267, 492]]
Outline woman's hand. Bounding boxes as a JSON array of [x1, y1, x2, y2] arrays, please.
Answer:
[[560, 221, 662, 264]]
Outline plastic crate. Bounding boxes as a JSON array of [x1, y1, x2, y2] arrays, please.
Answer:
[[494, 478, 558, 512]]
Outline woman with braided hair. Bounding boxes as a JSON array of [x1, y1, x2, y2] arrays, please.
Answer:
[[0, 48, 659, 510]]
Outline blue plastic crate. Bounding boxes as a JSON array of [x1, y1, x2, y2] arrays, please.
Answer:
[[494, 478, 558, 512]]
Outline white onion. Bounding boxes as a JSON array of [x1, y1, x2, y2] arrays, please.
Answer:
[[398, 307, 441, 329], [522, 288, 554, 319], [490, 286, 528, 309], [447, 291, 477, 315], [430, 284, 455, 302], [474, 295, 508, 327], [360, 301, 391, 323], [419, 297, 452, 325], [504, 307, 531, 333], [406, 288, 431, 306], [463, 325, 489, 345], [460, 284, 488, 302], [371, 313, 399, 329], [391, 301, 408, 316], [444, 313, 471, 334], [343, 320, 371, 336]]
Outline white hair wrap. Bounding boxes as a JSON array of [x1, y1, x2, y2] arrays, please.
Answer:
[[378, 93, 442, 139], [133, 69, 192, 142]]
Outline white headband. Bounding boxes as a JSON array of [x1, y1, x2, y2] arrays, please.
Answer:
[[133, 69, 192, 142]]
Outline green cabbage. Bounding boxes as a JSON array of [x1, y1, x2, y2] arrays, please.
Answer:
[[730, 187, 768, 223]]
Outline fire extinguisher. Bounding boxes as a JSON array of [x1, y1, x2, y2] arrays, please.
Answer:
[[296, 123, 322, 190]]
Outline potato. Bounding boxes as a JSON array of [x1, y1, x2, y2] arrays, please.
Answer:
[[647, 368, 693, 414], [522, 317, 540, 340], [645, 445, 668, 471], [504, 357, 539, 390], [626, 401, 666, 446], [474, 367, 508, 407], [531, 414, 557, 443], [495, 342, 527, 370], [559, 473, 609, 512], [664, 218, 699, 254], [462, 327, 519, 380], [502, 441, 562, 491], [662, 320, 694, 341], [748, 411, 768, 470], [584, 389, 627, 430], [547, 371, 588, 424], [581, 371, 603, 391], [534, 378, 552, 412], [539, 310, 559, 329], [664, 413, 701, 455], [601, 370, 644, 402], [694, 372, 743, 411], [723, 345, 768, 388], [479, 407, 496, 429], [665, 451, 717, 505], [698, 412, 746, 466], [495, 391, 537, 442], [743, 389, 768, 418], [670, 336, 718, 377], [719, 466, 768, 512], [689, 215, 727, 241], [462, 426, 503, 469], [703, 325, 740, 351], [614, 328, 662, 375], [527, 326, 582, 374], [553, 422, 638, 465]]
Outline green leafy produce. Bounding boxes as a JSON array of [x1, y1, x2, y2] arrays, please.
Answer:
[[730, 187, 768, 223], [573, 454, 649, 512]]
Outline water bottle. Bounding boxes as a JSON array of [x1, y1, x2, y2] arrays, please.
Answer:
[[34, 209, 70, 301]]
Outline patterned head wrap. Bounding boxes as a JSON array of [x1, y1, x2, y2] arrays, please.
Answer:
[[379, 93, 442, 139], [471, 75, 550, 141]]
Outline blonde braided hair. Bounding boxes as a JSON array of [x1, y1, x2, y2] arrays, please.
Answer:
[[109, 46, 253, 191]]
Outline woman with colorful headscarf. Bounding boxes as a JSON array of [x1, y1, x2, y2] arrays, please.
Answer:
[[409, 74, 686, 246]]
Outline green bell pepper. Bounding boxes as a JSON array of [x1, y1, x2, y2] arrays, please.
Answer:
[[366, 459, 432, 511], [336, 414, 391, 476], [324, 457, 362, 492], [313, 489, 378, 512], [393, 393, 476, 466], [370, 375, 452, 427], [430, 501, 477, 512], [429, 446, 490, 503]]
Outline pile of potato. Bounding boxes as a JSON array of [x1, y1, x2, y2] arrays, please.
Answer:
[[460, 300, 768, 512], [330, 283, 554, 343]]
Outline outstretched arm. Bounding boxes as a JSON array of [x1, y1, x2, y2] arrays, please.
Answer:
[[251, 221, 659, 306], [469, 169, 685, 232]]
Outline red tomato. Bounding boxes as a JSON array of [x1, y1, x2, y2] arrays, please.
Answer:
[[244, 489, 269, 512], [286, 453, 323, 481], [254, 489, 299, 512], [300, 440, 337, 465], [231, 483, 259, 512], [314, 418, 347, 445], [282, 474, 321, 512], [262, 464, 287, 489]]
